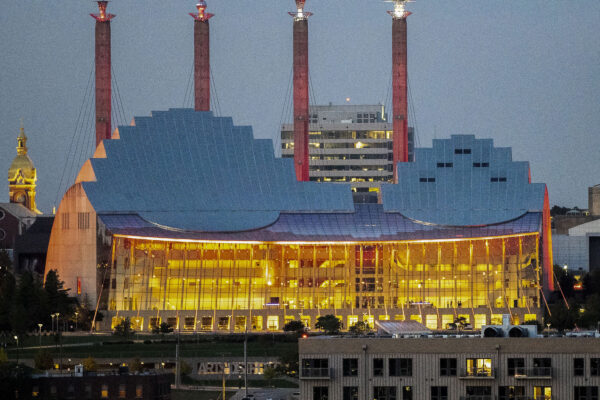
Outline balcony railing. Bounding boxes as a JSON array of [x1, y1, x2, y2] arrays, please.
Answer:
[[459, 368, 495, 379], [514, 367, 553, 379], [459, 396, 495, 400], [300, 367, 331, 379]]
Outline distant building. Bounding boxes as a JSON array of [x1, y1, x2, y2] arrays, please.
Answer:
[[281, 104, 414, 203], [552, 185, 600, 272], [1, 123, 48, 271], [22, 371, 172, 400], [0, 203, 37, 259], [299, 335, 600, 400], [8, 123, 40, 214]]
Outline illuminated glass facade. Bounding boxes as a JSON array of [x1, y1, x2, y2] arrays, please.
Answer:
[[46, 109, 552, 332], [106, 233, 541, 331]]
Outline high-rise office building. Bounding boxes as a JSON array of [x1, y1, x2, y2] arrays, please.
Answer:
[[281, 104, 414, 203]]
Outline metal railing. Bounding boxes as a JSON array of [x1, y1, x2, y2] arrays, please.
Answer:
[[459, 396, 495, 400], [513, 367, 553, 378], [300, 367, 331, 379], [460, 367, 495, 378]]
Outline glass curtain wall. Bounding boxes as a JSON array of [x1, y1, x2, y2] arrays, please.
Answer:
[[106, 234, 540, 320]]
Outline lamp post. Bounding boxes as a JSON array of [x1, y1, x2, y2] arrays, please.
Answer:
[[74, 312, 79, 331], [38, 324, 43, 347], [14, 335, 19, 364]]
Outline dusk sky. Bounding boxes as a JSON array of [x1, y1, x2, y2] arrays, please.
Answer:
[[1, 0, 599, 214]]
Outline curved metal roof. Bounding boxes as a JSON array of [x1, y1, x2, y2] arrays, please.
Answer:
[[98, 204, 542, 242], [81, 110, 546, 233], [383, 135, 546, 226], [82, 109, 354, 232]]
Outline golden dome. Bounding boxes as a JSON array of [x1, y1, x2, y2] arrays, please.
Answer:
[[8, 124, 36, 182]]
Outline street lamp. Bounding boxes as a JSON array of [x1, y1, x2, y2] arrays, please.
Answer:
[[74, 312, 79, 331], [14, 335, 19, 364], [38, 324, 43, 347]]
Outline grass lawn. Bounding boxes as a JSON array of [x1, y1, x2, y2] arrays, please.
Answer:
[[6, 337, 297, 360]]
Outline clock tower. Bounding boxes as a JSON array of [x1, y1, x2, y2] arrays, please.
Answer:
[[8, 123, 40, 214]]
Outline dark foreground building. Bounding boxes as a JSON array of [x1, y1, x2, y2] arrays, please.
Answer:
[[21, 371, 172, 400], [299, 334, 600, 400]]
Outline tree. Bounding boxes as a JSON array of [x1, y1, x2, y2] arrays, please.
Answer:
[[113, 318, 134, 337], [34, 349, 54, 370], [0, 348, 8, 364], [283, 320, 305, 334], [0, 249, 11, 273], [349, 321, 370, 335], [547, 300, 581, 331], [83, 356, 98, 372], [129, 358, 143, 373], [179, 361, 192, 377], [158, 322, 173, 334], [521, 319, 543, 332], [315, 315, 341, 334], [278, 346, 299, 377], [44, 269, 74, 320], [263, 365, 279, 387], [579, 294, 600, 329]]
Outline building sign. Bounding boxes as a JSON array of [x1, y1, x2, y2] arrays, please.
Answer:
[[196, 361, 280, 376]]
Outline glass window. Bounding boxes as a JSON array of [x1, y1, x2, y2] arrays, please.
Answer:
[[466, 386, 491, 397], [574, 358, 585, 376], [592, 358, 600, 376], [431, 386, 448, 400], [373, 358, 384, 376], [389, 358, 412, 376], [466, 358, 492, 377], [534, 386, 552, 400], [507, 358, 524, 376], [343, 387, 358, 400], [135, 385, 143, 398], [402, 387, 412, 400], [101, 385, 109, 399], [440, 358, 457, 376], [118, 384, 126, 399], [32, 386, 39, 398], [373, 387, 396, 400], [302, 359, 329, 378], [575, 387, 599, 400], [313, 386, 329, 400], [533, 358, 552, 377], [499, 386, 525, 400], [343, 358, 358, 376]]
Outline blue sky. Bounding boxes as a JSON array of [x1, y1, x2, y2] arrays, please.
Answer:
[[1, 0, 599, 213]]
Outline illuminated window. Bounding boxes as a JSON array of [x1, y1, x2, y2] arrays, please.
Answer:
[[101, 385, 109, 398], [32, 386, 39, 397], [136, 385, 143, 399], [533, 387, 551, 400], [118, 384, 126, 399], [267, 316, 279, 331], [466, 358, 492, 377]]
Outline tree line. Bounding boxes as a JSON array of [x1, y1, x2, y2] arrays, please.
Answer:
[[0, 249, 99, 337]]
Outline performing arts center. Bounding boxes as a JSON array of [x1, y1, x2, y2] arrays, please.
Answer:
[[46, 109, 553, 332]]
